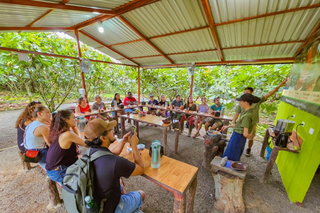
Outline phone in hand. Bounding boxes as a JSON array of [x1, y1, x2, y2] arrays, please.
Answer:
[[131, 126, 136, 136]]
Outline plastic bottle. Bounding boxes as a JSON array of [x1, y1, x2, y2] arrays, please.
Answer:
[[85, 196, 99, 213], [79, 116, 86, 132], [221, 106, 225, 116]]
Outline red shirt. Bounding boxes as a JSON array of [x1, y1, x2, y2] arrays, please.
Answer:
[[123, 97, 137, 106], [78, 104, 90, 113]]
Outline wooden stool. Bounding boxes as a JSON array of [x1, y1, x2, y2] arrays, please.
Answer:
[[211, 156, 246, 213], [202, 135, 226, 170], [46, 177, 62, 208], [18, 151, 31, 170]]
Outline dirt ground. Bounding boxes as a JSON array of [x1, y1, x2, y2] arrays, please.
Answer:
[[0, 109, 319, 213]]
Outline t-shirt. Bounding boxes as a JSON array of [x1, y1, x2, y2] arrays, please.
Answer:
[[159, 101, 168, 106], [148, 99, 159, 111], [111, 99, 122, 107], [210, 104, 223, 111], [123, 97, 137, 106], [171, 100, 184, 107], [235, 95, 266, 124], [92, 102, 106, 110], [90, 147, 135, 213], [183, 103, 197, 111], [233, 108, 254, 134]]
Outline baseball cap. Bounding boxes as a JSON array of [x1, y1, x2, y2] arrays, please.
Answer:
[[84, 118, 117, 140], [149, 94, 154, 97], [236, 93, 261, 104]]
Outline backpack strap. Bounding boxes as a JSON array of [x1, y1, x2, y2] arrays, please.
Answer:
[[90, 150, 113, 162]]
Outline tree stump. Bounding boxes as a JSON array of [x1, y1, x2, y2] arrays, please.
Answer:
[[46, 177, 62, 209], [202, 135, 226, 170], [211, 157, 246, 213], [18, 151, 31, 170]]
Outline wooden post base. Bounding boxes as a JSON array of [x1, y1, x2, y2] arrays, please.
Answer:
[[18, 151, 31, 170], [202, 135, 226, 170], [46, 177, 62, 208], [213, 172, 245, 213], [174, 128, 180, 154]]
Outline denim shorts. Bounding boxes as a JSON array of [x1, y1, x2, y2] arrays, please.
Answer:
[[46, 165, 68, 185], [115, 191, 143, 213], [125, 108, 136, 113]]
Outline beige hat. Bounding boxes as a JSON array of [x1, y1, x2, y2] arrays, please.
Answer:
[[84, 118, 117, 140]]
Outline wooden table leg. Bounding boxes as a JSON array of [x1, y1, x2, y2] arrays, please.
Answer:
[[135, 121, 139, 138], [121, 117, 125, 137], [186, 176, 197, 213], [260, 129, 270, 158], [174, 128, 179, 154], [163, 127, 168, 155], [173, 193, 186, 213], [263, 147, 279, 182]]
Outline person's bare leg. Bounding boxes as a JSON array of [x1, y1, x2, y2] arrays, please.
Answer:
[[246, 125, 256, 157], [192, 121, 202, 138], [138, 190, 146, 201], [205, 123, 210, 132]]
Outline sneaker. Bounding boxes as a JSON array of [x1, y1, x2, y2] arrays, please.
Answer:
[[188, 132, 191, 137], [245, 148, 251, 157]]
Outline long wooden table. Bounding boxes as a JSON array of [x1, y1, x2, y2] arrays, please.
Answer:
[[120, 114, 173, 155], [120, 143, 198, 213]]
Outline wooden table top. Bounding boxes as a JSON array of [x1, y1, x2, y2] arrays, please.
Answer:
[[142, 105, 233, 121], [120, 143, 198, 193], [121, 114, 171, 127], [75, 109, 122, 118]]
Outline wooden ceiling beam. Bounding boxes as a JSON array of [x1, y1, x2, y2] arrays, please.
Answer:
[[215, 3, 320, 27], [118, 15, 174, 64], [79, 30, 139, 66], [141, 57, 295, 68], [0, 0, 115, 14], [294, 22, 320, 57], [201, 0, 224, 61]]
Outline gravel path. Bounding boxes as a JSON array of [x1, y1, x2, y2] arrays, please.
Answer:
[[0, 108, 319, 213]]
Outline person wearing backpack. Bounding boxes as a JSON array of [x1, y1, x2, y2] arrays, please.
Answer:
[[84, 118, 145, 213]]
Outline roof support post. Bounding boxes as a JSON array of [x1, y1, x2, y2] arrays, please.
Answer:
[[138, 66, 141, 103], [75, 29, 88, 100], [190, 74, 194, 96]]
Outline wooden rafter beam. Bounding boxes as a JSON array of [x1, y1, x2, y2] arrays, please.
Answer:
[[0, 27, 73, 31], [0, 0, 115, 14], [79, 30, 139, 66], [109, 39, 144, 47], [141, 57, 295, 68], [60, 0, 70, 4], [201, 0, 224, 61], [73, 0, 160, 30], [118, 15, 174, 64], [215, 3, 320, 27], [0, 46, 138, 67], [25, 9, 54, 27], [294, 22, 320, 57]]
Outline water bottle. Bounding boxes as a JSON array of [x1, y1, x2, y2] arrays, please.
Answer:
[[221, 107, 225, 116], [167, 111, 170, 117], [85, 196, 99, 213], [79, 116, 86, 132], [151, 140, 162, 169]]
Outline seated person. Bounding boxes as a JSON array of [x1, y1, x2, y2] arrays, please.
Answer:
[[205, 96, 224, 131], [15, 101, 42, 152], [147, 94, 159, 115], [24, 106, 51, 167], [183, 95, 197, 136], [92, 94, 112, 121], [157, 95, 169, 117], [84, 119, 145, 213], [111, 93, 123, 117], [46, 109, 87, 184], [123, 91, 137, 114], [221, 94, 260, 161], [75, 96, 91, 120], [171, 95, 184, 130], [192, 97, 209, 138]]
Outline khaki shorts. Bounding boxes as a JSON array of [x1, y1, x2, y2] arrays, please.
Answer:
[[206, 118, 223, 129]]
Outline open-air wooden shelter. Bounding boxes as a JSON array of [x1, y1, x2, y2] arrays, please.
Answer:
[[0, 0, 319, 100]]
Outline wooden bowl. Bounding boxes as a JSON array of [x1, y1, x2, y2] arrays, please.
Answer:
[[231, 162, 246, 171]]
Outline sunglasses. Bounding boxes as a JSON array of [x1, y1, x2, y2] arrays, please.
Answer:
[[30, 101, 42, 106]]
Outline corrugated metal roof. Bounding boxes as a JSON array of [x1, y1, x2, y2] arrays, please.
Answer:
[[217, 8, 320, 48], [169, 51, 220, 63], [117, 58, 138, 66], [223, 43, 301, 61], [41, 0, 132, 9], [95, 47, 124, 60], [210, 0, 320, 24], [82, 17, 140, 45], [0, 4, 49, 27], [133, 56, 169, 65], [112, 41, 160, 58], [151, 28, 216, 54], [34, 10, 97, 27], [123, 0, 208, 38]]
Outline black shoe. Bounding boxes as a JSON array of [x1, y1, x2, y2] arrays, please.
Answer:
[[245, 148, 251, 157]]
